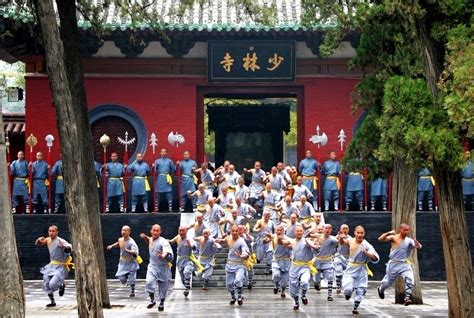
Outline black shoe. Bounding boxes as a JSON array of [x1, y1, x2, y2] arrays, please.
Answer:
[[158, 302, 164, 311], [237, 297, 243, 306], [247, 283, 253, 290], [129, 292, 135, 298], [345, 294, 351, 301], [273, 287, 279, 295], [59, 283, 65, 296], [377, 286, 385, 299], [404, 298, 412, 306], [281, 292, 286, 298], [302, 297, 308, 305], [229, 298, 236, 305], [147, 301, 156, 309], [314, 283, 321, 291], [293, 304, 299, 310], [184, 289, 189, 297], [46, 301, 56, 307], [352, 310, 359, 315], [328, 296, 334, 301]]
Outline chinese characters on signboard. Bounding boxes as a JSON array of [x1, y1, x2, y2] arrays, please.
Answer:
[[208, 41, 296, 82]]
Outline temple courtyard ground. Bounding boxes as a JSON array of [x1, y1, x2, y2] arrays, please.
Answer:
[[25, 280, 448, 317]]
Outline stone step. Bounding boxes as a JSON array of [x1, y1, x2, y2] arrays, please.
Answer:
[[212, 263, 270, 270], [191, 277, 277, 288], [197, 268, 272, 276]]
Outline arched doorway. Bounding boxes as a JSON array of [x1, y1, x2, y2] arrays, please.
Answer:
[[89, 104, 147, 163]]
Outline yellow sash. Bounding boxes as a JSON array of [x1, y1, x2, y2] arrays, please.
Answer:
[[193, 175, 198, 184], [120, 255, 143, 264], [243, 253, 257, 270], [303, 176, 318, 190], [134, 176, 151, 191], [159, 173, 173, 185], [57, 176, 63, 180], [45, 179, 50, 187], [420, 175, 435, 186], [327, 176, 341, 190], [349, 261, 373, 277], [190, 254, 205, 273], [109, 177, 125, 191], [292, 259, 318, 275], [16, 177, 31, 193], [50, 256, 75, 272]]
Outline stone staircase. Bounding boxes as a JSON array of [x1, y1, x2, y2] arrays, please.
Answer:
[[192, 219, 275, 289]]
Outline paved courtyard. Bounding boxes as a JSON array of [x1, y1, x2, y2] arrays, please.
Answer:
[[25, 280, 448, 317]]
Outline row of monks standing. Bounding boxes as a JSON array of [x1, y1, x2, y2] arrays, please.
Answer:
[[9, 149, 474, 214]]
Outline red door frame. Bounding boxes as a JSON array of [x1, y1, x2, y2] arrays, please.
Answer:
[[196, 84, 305, 164]]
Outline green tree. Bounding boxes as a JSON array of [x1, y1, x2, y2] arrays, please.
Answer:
[[301, 1, 473, 315], [1, 1, 279, 316]]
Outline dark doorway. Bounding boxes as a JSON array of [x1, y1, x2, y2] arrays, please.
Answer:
[[207, 105, 290, 171], [196, 85, 305, 166]]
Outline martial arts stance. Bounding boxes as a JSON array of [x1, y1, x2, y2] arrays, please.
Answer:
[[140, 224, 173, 311], [188, 183, 213, 213], [281, 225, 319, 310], [339, 226, 379, 315], [217, 225, 249, 306], [244, 161, 267, 211], [35, 225, 73, 307], [313, 224, 339, 301], [270, 225, 292, 298], [241, 226, 256, 290], [194, 228, 222, 290], [107, 225, 140, 297], [377, 223, 422, 306], [187, 212, 207, 238], [334, 224, 351, 293], [253, 210, 276, 275], [169, 226, 196, 298], [205, 197, 225, 238]]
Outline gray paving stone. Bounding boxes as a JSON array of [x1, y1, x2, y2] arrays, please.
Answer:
[[24, 280, 448, 317]]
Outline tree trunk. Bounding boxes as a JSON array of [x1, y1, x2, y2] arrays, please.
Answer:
[[434, 163, 473, 318], [391, 158, 423, 304], [55, 0, 110, 308], [0, 112, 25, 318], [34, 0, 104, 316], [416, 15, 473, 317]]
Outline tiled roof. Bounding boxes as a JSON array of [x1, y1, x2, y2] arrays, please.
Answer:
[[0, 0, 315, 32], [3, 113, 25, 135]]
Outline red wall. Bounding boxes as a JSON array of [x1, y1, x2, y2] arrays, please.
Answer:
[[300, 77, 360, 162], [25, 76, 360, 164]]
